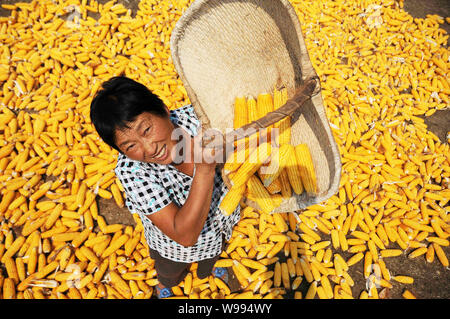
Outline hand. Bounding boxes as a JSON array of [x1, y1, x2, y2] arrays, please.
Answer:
[[193, 128, 224, 174]]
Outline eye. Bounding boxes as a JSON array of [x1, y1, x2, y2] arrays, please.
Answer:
[[143, 126, 151, 136], [126, 144, 135, 152]]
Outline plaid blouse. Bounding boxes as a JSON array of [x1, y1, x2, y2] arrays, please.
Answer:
[[115, 105, 241, 263]]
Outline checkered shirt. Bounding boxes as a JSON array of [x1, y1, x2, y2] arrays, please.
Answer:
[[115, 105, 241, 263]]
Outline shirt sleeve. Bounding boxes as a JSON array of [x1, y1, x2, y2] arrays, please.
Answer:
[[169, 104, 200, 137], [116, 163, 172, 216]]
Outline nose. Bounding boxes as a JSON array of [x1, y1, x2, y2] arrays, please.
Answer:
[[142, 138, 157, 158]]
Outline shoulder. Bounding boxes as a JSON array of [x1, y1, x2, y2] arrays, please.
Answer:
[[170, 104, 196, 118], [115, 153, 139, 175], [115, 153, 160, 184], [170, 104, 200, 136], [115, 154, 172, 215]]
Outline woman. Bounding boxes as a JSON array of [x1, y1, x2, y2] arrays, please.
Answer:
[[90, 76, 241, 298]]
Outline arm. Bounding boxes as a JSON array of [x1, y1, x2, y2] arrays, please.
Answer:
[[146, 164, 216, 247]]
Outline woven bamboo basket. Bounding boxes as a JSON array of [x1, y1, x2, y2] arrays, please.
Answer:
[[170, 0, 341, 212]]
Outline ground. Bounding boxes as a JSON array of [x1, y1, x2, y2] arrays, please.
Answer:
[[403, 0, 450, 144], [0, 0, 449, 299]]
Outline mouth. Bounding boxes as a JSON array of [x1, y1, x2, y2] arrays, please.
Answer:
[[152, 144, 168, 161]]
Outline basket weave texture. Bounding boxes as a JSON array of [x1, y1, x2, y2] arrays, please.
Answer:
[[170, 0, 342, 212]]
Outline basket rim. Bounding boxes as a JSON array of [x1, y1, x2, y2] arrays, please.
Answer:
[[169, 0, 342, 211], [169, 0, 316, 127]]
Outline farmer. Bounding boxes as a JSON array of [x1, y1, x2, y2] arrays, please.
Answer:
[[90, 76, 241, 298]]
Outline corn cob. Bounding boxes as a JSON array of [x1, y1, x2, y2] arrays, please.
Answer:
[[219, 184, 246, 216], [247, 175, 276, 214], [402, 290, 417, 299], [233, 97, 248, 130], [283, 144, 304, 195], [273, 87, 290, 145], [229, 142, 271, 188], [223, 146, 250, 175], [266, 178, 282, 195], [260, 144, 292, 187], [295, 144, 318, 194], [247, 97, 258, 123], [256, 93, 274, 120], [2, 278, 16, 299], [393, 276, 414, 284], [278, 169, 292, 198]]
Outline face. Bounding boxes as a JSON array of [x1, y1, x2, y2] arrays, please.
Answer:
[[115, 111, 178, 165]]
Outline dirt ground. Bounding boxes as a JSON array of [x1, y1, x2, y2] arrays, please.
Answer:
[[403, 0, 450, 144], [1, 0, 449, 299]]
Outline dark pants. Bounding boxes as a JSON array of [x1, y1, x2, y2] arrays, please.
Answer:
[[149, 239, 225, 288]]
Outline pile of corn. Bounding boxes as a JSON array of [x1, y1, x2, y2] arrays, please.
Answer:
[[0, 0, 449, 299], [0, 0, 192, 299], [219, 88, 317, 217]]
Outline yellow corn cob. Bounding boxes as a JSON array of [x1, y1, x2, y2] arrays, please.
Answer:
[[240, 258, 266, 271], [214, 277, 231, 295], [233, 96, 248, 129], [230, 142, 271, 188], [426, 244, 435, 263], [310, 240, 331, 252], [299, 258, 314, 283], [284, 144, 304, 194], [2, 278, 16, 299], [320, 275, 333, 299], [0, 191, 15, 216], [402, 290, 417, 299], [1, 236, 26, 263], [214, 259, 234, 268], [273, 261, 282, 288], [305, 281, 317, 299], [260, 144, 291, 187], [223, 146, 250, 175], [256, 93, 274, 119], [111, 183, 124, 208], [294, 143, 318, 194], [101, 234, 129, 258], [380, 249, 403, 258], [346, 252, 364, 267], [0, 144, 14, 159], [393, 275, 414, 284], [426, 237, 449, 246], [273, 87, 290, 145], [183, 273, 193, 295], [247, 96, 258, 123], [265, 178, 282, 194], [363, 251, 373, 279], [80, 246, 100, 264], [433, 243, 449, 267], [281, 262, 290, 289], [108, 270, 132, 299], [233, 259, 252, 279], [278, 169, 292, 198], [247, 175, 276, 214], [219, 184, 245, 216], [408, 247, 428, 259], [4, 256, 19, 284]]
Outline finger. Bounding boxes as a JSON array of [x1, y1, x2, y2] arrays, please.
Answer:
[[201, 128, 224, 149]]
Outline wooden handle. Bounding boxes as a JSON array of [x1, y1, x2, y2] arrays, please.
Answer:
[[202, 76, 319, 149]]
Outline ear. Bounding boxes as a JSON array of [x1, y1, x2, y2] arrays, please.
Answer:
[[163, 105, 170, 116]]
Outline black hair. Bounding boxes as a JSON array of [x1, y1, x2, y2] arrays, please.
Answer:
[[90, 76, 168, 152]]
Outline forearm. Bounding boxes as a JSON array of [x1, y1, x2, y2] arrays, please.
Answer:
[[173, 168, 216, 246]]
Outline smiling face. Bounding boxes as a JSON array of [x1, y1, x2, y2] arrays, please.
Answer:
[[114, 111, 179, 165]]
